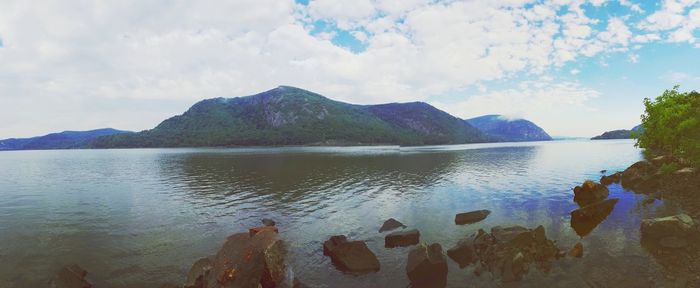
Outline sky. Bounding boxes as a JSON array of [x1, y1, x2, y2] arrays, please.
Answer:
[[1, 0, 699, 139]]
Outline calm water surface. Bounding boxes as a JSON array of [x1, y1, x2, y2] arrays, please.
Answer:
[[0, 140, 680, 287]]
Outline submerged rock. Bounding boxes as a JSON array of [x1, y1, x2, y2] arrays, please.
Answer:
[[472, 225, 560, 282], [570, 198, 619, 237], [385, 229, 420, 248], [455, 209, 491, 225], [573, 180, 609, 206], [447, 237, 477, 268], [568, 242, 583, 258], [641, 214, 695, 240], [323, 235, 380, 274], [48, 264, 92, 288], [262, 218, 276, 227], [379, 218, 406, 233], [406, 243, 448, 288]]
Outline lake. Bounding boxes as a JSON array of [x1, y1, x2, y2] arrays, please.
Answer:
[[0, 140, 680, 287]]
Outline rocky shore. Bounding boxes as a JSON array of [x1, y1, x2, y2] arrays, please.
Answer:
[[47, 156, 700, 288]]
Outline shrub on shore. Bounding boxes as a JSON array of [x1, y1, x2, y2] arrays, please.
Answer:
[[636, 86, 700, 167]]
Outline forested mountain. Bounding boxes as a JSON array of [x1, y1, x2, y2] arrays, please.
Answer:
[[465, 115, 552, 142], [0, 128, 130, 150]]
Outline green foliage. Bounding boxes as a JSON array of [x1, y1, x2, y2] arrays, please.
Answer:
[[636, 86, 700, 167], [659, 163, 679, 175]]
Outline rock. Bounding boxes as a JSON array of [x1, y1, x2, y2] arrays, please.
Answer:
[[621, 160, 655, 191], [323, 235, 380, 274], [385, 229, 420, 248], [641, 214, 695, 240], [491, 225, 530, 245], [455, 209, 491, 225], [600, 169, 607, 174], [48, 264, 92, 288], [570, 198, 618, 237], [207, 231, 282, 288], [642, 197, 656, 206], [185, 257, 213, 288], [379, 218, 406, 233], [292, 278, 309, 288], [406, 243, 448, 288], [673, 167, 696, 176], [160, 284, 180, 288], [249, 226, 279, 237], [260, 240, 292, 288], [650, 155, 673, 167], [600, 172, 622, 185], [659, 236, 688, 249], [568, 242, 583, 258], [447, 238, 477, 268], [573, 180, 609, 206], [262, 218, 276, 227]]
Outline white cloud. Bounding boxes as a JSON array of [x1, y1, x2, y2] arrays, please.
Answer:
[[570, 69, 581, 75], [0, 0, 691, 138], [432, 80, 601, 135], [628, 53, 640, 63]]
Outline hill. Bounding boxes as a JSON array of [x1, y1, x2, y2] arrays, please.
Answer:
[[0, 128, 131, 150], [91, 86, 490, 148], [465, 115, 552, 142], [591, 125, 642, 140]]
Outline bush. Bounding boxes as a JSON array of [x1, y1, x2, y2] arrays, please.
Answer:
[[659, 163, 679, 175], [636, 86, 700, 167]]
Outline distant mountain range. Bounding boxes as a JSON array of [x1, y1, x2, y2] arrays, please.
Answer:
[[465, 115, 552, 142], [0, 128, 130, 151], [591, 125, 643, 140], [1, 86, 555, 150]]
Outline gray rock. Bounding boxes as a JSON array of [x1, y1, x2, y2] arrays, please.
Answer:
[[641, 214, 695, 240], [385, 229, 420, 248], [659, 236, 688, 249], [48, 264, 92, 288], [323, 235, 380, 274], [455, 209, 491, 225], [379, 218, 406, 233], [406, 243, 448, 288], [206, 231, 281, 288]]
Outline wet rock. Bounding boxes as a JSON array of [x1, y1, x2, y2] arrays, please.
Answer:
[[568, 242, 583, 258], [472, 225, 560, 282], [323, 235, 380, 274], [261, 240, 291, 288], [48, 264, 92, 288], [447, 238, 477, 268], [621, 160, 656, 191], [262, 218, 276, 227], [573, 180, 609, 206], [292, 278, 309, 288], [600, 172, 622, 185], [379, 218, 406, 233], [406, 243, 448, 288], [249, 226, 279, 237], [641, 214, 695, 240], [385, 229, 420, 248], [455, 209, 491, 225], [659, 236, 688, 249], [185, 257, 213, 288], [160, 284, 180, 288], [600, 169, 607, 174], [570, 198, 618, 237]]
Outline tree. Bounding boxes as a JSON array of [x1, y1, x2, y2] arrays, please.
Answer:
[[636, 86, 700, 166]]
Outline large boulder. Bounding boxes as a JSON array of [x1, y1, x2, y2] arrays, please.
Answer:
[[641, 214, 695, 241], [379, 218, 406, 233], [385, 229, 420, 248], [48, 264, 92, 288], [455, 209, 491, 225], [573, 180, 609, 206], [570, 198, 619, 237], [323, 235, 380, 274], [406, 243, 448, 288], [620, 160, 656, 191], [185, 257, 214, 288]]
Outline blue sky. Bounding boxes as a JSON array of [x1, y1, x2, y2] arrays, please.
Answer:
[[0, 0, 699, 138]]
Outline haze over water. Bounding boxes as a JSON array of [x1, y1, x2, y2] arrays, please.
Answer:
[[0, 140, 678, 287]]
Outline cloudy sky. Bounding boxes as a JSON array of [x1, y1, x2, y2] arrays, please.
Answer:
[[1, 0, 699, 139]]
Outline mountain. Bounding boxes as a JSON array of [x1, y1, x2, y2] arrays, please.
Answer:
[[91, 86, 490, 148], [465, 115, 552, 142], [0, 128, 131, 151], [591, 125, 643, 140]]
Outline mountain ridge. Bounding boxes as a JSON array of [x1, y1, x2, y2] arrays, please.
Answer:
[[0, 128, 131, 150], [465, 114, 552, 142]]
